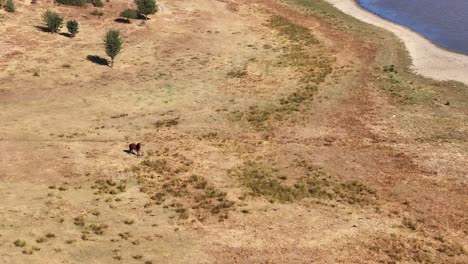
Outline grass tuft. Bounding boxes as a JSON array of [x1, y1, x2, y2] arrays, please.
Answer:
[[14, 239, 26, 247]]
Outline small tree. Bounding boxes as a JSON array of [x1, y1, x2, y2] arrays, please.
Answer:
[[42, 10, 64, 33], [5, 0, 15, 12], [134, 0, 157, 20], [66, 20, 79, 37], [104, 30, 123, 67], [120, 9, 138, 23]]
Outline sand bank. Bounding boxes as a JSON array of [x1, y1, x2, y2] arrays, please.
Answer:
[[325, 0, 468, 85]]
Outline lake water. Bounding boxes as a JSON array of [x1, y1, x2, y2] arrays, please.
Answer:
[[357, 0, 468, 55]]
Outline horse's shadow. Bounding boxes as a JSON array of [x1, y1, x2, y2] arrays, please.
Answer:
[[123, 150, 143, 157]]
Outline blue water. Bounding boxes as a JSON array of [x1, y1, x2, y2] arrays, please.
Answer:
[[357, 0, 468, 55]]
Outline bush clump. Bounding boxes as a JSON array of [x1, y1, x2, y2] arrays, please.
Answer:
[[42, 10, 64, 33], [134, 0, 157, 20], [230, 161, 376, 205], [5, 0, 15, 12], [120, 8, 139, 22], [66, 20, 79, 37]]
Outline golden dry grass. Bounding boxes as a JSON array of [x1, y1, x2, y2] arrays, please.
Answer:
[[0, 0, 466, 263]]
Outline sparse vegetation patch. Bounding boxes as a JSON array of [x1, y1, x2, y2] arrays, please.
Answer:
[[269, 15, 318, 45], [227, 68, 247, 78], [91, 178, 127, 195], [366, 234, 466, 263], [229, 161, 376, 205], [154, 116, 180, 128], [231, 15, 334, 130], [131, 155, 234, 221]]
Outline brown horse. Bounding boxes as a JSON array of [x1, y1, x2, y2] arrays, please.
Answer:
[[128, 143, 142, 156]]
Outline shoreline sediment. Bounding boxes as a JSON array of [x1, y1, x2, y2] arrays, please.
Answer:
[[325, 0, 468, 85]]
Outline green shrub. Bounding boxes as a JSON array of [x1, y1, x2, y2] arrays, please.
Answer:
[[55, 0, 86, 7], [66, 20, 79, 37], [5, 0, 15, 12], [134, 0, 157, 19], [120, 9, 138, 22], [42, 10, 64, 33]]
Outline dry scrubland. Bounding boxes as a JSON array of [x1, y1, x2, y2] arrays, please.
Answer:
[[0, 0, 467, 263]]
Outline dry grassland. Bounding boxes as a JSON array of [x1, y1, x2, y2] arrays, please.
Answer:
[[0, 0, 466, 263]]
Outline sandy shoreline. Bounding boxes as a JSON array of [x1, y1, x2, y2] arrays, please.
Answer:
[[325, 0, 468, 85]]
